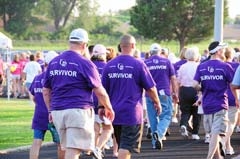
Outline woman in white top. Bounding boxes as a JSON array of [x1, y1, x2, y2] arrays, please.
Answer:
[[177, 47, 201, 140]]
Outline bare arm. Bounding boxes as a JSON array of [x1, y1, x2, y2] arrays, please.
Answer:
[[42, 87, 52, 111], [230, 84, 240, 108], [170, 75, 179, 103], [146, 86, 162, 115], [93, 86, 115, 121]]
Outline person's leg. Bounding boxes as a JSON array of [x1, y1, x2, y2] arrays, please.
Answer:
[[146, 97, 158, 146], [207, 109, 228, 159], [118, 149, 131, 159], [157, 95, 173, 139], [191, 106, 201, 135], [117, 125, 141, 159], [207, 134, 221, 159], [57, 145, 65, 159], [29, 139, 42, 159], [11, 77, 17, 97], [112, 134, 118, 157], [96, 124, 113, 149], [29, 129, 46, 159], [94, 121, 101, 146], [64, 148, 81, 159], [172, 102, 179, 123], [223, 107, 238, 154]]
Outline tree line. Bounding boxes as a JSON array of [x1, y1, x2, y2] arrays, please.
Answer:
[[0, 0, 231, 50]]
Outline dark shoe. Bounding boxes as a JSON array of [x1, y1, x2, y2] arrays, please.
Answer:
[[153, 132, 163, 150], [219, 141, 226, 157], [146, 127, 152, 139], [165, 128, 170, 136]]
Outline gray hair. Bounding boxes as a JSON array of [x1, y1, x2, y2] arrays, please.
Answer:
[[185, 47, 200, 61]]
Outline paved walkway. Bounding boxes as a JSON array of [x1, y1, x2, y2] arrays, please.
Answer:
[[0, 122, 240, 159]]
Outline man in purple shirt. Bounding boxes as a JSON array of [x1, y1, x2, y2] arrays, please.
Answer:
[[102, 35, 161, 159], [144, 43, 179, 150], [42, 28, 114, 159], [193, 41, 234, 159]]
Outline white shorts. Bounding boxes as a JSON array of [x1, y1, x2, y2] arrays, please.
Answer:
[[52, 108, 95, 151]]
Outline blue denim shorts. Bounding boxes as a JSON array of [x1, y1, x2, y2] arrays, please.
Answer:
[[34, 129, 47, 140]]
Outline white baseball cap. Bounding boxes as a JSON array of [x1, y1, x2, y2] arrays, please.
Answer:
[[150, 43, 161, 51], [69, 28, 89, 43], [45, 51, 58, 64], [92, 44, 108, 56]]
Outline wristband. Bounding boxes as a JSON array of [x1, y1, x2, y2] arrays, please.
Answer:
[[98, 105, 105, 109]]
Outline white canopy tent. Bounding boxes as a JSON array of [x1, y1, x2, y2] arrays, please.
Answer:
[[0, 32, 13, 100], [0, 32, 13, 49]]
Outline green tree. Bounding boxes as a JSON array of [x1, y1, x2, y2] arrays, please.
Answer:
[[130, 0, 228, 50], [0, 0, 37, 37], [49, 0, 77, 30]]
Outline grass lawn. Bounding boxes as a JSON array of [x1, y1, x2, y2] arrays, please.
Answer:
[[0, 98, 52, 150]]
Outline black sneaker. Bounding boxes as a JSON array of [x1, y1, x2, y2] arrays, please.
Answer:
[[146, 127, 152, 139], [153, 132, 163, 150], [219, 141, 226, 157]]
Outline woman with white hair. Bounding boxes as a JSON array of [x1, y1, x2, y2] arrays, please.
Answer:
[[177, 46, 201, 140]]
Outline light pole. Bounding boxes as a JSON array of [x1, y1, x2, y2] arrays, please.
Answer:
[[214, 0, 224, 42]]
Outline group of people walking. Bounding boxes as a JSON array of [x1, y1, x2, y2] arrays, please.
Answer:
[[28, 27, 240, 159]]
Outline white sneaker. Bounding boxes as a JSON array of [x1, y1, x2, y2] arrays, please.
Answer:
[[104, 137, 113, 149], [162, 136, 167, 140], [180, 125, 188, 137], [92, 147, 103, 159], [204, 134, 210, 143], [172, 117, 178, 123], [192, 134, 200, 140]]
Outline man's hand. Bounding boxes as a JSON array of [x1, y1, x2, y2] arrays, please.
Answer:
[[98, 107, 115, 122], [154, 102, 162, 116]]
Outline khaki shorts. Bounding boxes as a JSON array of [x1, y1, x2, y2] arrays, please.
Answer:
[[206, 109, 228, 136], [51, 108, 95, 151], [228, 106, 239, 125]]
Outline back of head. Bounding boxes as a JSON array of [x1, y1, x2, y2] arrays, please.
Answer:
[[179, 47, 187, 59], [29, 54, 35, 61], [185, 47, 200, 61], [224, 47, 235, 60], [91, 44, 108, 61], [35, 51, 43, 59], [106, 47, 117, 61], [150, 43, 161, 55], [120, 34, 136, 52], [69, 28, 89, 43], [45, 51, 58, 64], [208, 41, 227, 55]]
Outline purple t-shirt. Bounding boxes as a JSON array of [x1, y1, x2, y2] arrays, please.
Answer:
[[44, 50, 102, 110], [102, 55, 156, 125], [144, 55, 175, 96], [92, 60, 106, 113], [29, 72, 48, 130], [37, 59, 45, 72], [194, 59, 234, 114], [174, 59, 187, 76], [226, 62, 239, 106]]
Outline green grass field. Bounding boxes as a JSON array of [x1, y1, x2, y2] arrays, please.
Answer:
[[0, 98, 52, 150]]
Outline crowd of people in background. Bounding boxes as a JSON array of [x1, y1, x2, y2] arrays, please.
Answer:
[[1, 28, 240, 159]]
